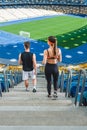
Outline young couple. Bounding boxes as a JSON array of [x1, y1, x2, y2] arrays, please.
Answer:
[[18, 36, 62, 97]]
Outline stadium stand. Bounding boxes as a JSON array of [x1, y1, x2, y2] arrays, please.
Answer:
[[0, 0, 87, 16], [0, 0, 87, 97], [0, 2, 87, 129], [0, 0, 87, 65], [0, 0, 87, 5], [0, 8, 61, 22]]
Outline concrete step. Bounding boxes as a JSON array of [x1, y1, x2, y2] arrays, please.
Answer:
[[0, 126, 87, 130], [0, 81, 73, 107], [0, 81, 87, 126]]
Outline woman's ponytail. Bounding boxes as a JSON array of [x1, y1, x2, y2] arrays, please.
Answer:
[[48, 36, 57, 56], [54, 40, 57, 55]]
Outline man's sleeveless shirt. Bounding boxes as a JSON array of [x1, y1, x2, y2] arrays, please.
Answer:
[[21, 52, 33, 71]]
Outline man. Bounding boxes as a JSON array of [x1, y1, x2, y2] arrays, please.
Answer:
[[18, 41, 37, 92]]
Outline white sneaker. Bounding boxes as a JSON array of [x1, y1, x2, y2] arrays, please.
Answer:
[[26, 88, 29, 92]]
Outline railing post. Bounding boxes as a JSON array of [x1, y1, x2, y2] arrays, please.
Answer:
[[74, 69, 86, 106], [0, 82, 2, 97], [9, 70, 14, 88], [60, 70, 64, 92], [3, 70, 9, 92], [74, 70, 81, 106], [14, 71, 17, 86], [65, 69, 72, 97], [79, 69, 86, 106]]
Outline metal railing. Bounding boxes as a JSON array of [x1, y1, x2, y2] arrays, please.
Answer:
[[60, 70, 64, 92], [65, 69, 72, 97], [0, 83, 2, 97], [75, 69, 86, 106]]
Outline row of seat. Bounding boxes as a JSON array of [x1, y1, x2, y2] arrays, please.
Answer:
[[59, 68, 87, 106], [0, 70, 22, 97], [38, 64, 87, 106], [0, 7, 59, 22], [0, 0, 86, 5], [0, 64, 87, 106], [0, 5, 86, 23]]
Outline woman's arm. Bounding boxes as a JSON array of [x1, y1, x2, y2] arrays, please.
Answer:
[[57, 48, 62, 62], [42, 50, 47, 64]]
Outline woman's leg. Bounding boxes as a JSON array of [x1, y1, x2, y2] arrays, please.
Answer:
[[45, 64, 52, 96], [52, 65, 59, 92]]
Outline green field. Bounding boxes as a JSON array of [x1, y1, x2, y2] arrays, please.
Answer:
[[0, 15, 87, 49]]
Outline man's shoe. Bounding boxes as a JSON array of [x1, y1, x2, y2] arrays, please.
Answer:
[[26, 88, 29, 92], [32, 88, 36, 93]]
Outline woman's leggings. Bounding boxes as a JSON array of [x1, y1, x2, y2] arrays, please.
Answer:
[[45, 63, 59, 95]]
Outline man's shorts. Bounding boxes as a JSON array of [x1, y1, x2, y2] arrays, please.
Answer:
[[22, 70, 36, 80]]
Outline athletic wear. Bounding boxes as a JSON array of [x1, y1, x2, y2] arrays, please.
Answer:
[[21, 52, 33, 71], [45, 63, 59, 95], [22, 70, 36, 80]]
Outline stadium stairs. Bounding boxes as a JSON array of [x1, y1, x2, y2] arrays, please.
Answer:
[[0, 66, 87, 130]]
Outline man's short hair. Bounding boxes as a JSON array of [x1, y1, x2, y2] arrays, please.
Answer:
[[24, 41, 30, 49]]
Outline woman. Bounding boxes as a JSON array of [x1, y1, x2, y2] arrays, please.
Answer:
[[42, 36, 62, 98]]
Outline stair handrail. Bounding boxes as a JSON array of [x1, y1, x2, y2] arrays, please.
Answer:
[[0, 82, 2, 97], [65, 68, 72, 97], [74, 69, 86, 106], [60, 70, 64, 92]]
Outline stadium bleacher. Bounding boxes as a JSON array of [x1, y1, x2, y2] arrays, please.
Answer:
[[0, 0, 87, 108], [0, 8, 60, 22], [0, 0, 87, 17], [0, 4, 87, 130], [0, 0, 87, 5]]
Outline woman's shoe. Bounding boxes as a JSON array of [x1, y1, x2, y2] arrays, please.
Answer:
[[32, 88, 36, 93], [48, 94, 52, 98], [53, 92, 58, 98]]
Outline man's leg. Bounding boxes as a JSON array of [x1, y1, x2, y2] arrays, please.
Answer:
[[23, 71, 29, 91], [32, 78, 37, 92], [32, 70, 37, 92], [24, 79, 29, 91]]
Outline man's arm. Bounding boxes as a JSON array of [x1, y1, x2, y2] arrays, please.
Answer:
[[33, 54, 37, 74], [18, 53, 22, 65]]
